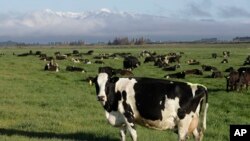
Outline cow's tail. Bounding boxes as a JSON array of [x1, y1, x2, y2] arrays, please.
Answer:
[[201, 87, 209, 132]]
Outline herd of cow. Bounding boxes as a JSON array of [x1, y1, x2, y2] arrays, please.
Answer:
[[15, 49, 250, 141]]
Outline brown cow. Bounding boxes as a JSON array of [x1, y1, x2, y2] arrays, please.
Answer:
[[225, 71, 240, 92], [238, 71, 250, 91]]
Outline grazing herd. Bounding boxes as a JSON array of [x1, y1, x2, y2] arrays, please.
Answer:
[[13, 48, 250, 141]]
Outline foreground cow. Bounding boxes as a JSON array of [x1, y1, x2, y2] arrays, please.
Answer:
[[93, 73, 208, 141]]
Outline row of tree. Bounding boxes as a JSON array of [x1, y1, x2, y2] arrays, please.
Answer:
[[108, 37, 151, 45]]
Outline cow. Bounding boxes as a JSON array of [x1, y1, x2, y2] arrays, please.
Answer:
[[73, 50, 79, 55], [115, 69, 134, 77], [237, 67, 250, 76], [144, 56, 156, 63], [162, 65, 180, 71], [95, 60, 105, 64], [243, 60, 250, 66], [56, 55, 67, 60], [211, 71, 223, 78], [187, 59, 200, 65], [211, 53, 217, 59], [225, 71, 240, 92], [238, 71, 250, 91], [243, 55, 250, 66], [66, 66, 86, 73], [44, 60, 59, 72], [223, 51, 230, 58], [123, 56, 141, 70], [224, 67, 234, 72], [201, 65, 217, 71], [98, 66, 116, 77], [221, 59, 228, 64], [93, 72, 209, 141], [164, 71, 186, 79], [184, 69, 203, 75], [86, 50, 94, 55]]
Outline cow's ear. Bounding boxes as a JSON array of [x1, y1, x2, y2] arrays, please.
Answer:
[[110, 77, 119, 83]]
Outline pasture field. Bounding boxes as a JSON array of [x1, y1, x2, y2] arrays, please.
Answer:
[[0, 43, 250, 141]]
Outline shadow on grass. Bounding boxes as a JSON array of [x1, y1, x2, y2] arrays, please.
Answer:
[[0, 128, 119, 141]]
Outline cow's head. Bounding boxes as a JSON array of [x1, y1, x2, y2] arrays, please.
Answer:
[[93, 73, 119, 110]]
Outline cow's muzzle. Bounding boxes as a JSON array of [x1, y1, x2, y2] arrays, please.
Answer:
[[97, 96, 105, 101]]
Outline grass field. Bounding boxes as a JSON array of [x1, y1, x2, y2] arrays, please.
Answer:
[[0, 43, 250, 141]]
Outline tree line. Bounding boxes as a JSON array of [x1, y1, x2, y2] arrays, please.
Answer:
[[108, 37, 151, 45]]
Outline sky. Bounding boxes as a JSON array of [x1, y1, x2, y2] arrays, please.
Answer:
[[1, 0, 250, 43]]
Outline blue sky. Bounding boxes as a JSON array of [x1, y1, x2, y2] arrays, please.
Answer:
[[1, 0, 250, 43]]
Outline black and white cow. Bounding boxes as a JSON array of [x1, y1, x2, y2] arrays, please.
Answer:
[[93, 73, 209, 141]]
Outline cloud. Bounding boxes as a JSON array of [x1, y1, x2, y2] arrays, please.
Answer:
[[0, 9, 250, 43], [186, 4, 212, 17], [218, 6, 250, 18]]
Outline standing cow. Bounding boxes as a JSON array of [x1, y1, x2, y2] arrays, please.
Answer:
[[225, 71, 240, 92], [93, 73, 208, 141]]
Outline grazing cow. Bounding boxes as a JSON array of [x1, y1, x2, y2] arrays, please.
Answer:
[[93, 73, 208, 141], [185, 69, 203, 75], [225, 71, 240, 92], [238, 71, 250, 91], [164, 71, 185, 79], [123, 56, 141, 70], [66, 66, 86, 73]]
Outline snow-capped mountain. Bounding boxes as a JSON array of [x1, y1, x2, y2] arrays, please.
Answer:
[[0, 8, 249, 43]]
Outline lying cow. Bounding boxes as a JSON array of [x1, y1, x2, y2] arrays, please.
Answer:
[[66, 66, 86, 73], [123, 56, 141, 70], [185, 69, 203, 75], [164, 71, 186, 79], [44, 60, 59, 72], [93, 73, 208, 141]]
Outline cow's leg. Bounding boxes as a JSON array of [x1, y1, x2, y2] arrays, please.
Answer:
[[178, 114, 193, 141], [123, 106, 137, 141], [122, 110, 137, 141], [193, 128, 203, 141], [120, 126, 127, 141]]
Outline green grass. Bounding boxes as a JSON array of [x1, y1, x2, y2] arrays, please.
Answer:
[[0, 43, 250, 141]]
